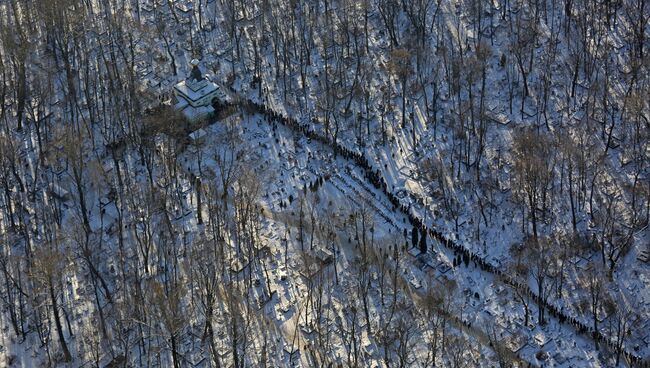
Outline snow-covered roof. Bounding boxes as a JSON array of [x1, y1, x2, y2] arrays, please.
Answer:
[[174, 79, 219, 103], [173, 59, 220, 105], [179, 104, 213, 121], [174, 97, 189, 110], [189, 128, 207, 141]]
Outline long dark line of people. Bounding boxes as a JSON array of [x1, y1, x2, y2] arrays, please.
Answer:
[[238, 99, 646, 367]]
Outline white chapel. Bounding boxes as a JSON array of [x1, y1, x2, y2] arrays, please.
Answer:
[[173, 59, 221, 121]]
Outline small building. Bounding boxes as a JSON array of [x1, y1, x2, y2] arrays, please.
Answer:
[[173, 59, 221, 121], [48, 183, 71, 202], [188, 128, 207, 144], [313, 247, 334, 265]]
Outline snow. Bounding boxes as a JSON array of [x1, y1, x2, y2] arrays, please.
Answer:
[[1, 0, 648, 366], [174, 79, 219, 105]]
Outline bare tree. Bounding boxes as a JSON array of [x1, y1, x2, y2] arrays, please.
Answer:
[[511, 129, 555, 241], [30, 235, 72, 362], [579, 264, 608, 350]]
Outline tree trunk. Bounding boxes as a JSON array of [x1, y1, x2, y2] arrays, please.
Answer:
[[50, 279, 71, 362]]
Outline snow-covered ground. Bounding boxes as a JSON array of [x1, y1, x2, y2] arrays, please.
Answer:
[[0, 0, 648, 366]]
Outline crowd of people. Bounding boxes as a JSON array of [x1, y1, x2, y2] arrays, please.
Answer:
[[238, 98, 646, 367]]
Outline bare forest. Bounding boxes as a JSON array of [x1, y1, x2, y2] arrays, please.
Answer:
[[0, 0, 648, 367]]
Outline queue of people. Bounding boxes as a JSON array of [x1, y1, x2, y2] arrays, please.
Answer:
[[238, 98, 645, 367]]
